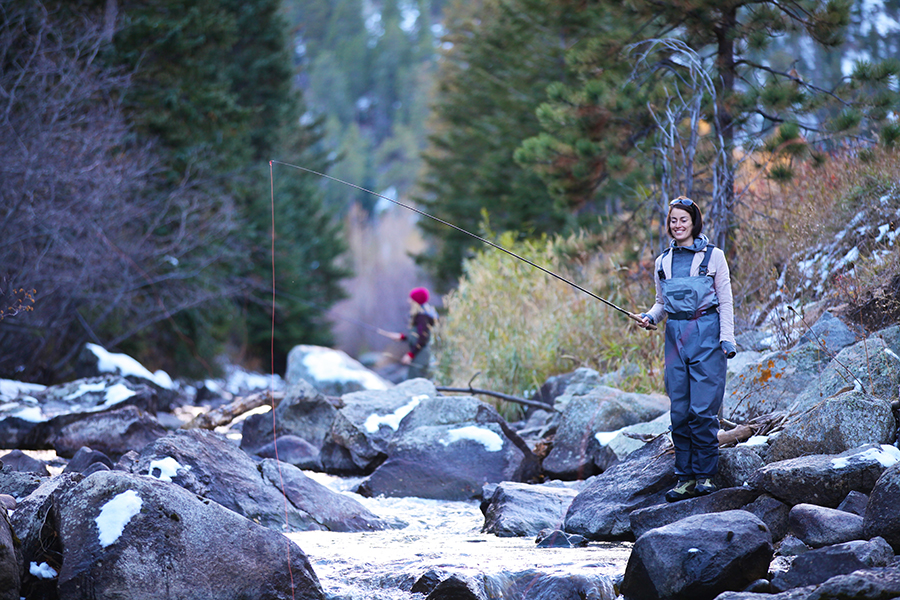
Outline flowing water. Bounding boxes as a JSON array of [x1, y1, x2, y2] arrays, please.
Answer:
[[290, 473, 632, 599]]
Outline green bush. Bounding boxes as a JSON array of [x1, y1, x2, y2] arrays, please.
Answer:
[[433, 231, 664, 418]]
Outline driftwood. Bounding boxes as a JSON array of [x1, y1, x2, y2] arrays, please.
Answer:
[[182, 390, 285, 430], [435, 386, 554, 412]]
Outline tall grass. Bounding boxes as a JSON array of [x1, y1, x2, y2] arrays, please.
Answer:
[[433, 231, 665, 415]]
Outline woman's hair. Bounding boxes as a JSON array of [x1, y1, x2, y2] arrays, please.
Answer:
[[666, 196, 703, 239]]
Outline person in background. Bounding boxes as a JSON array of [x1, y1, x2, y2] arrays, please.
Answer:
[[637, 196, 737, 502], [380, 287, 438, 380]]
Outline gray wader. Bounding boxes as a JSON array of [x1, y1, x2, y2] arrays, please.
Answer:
[[659, 245, 726, 478]]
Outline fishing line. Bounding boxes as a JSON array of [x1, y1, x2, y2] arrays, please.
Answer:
[[269, 159, 655, 329], [269, 160, 296, 599]]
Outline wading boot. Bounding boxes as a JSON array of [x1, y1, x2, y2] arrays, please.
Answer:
[[665, 478, 697, 503], [695, 478, 717, 496]]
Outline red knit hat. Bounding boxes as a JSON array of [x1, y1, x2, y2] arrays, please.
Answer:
[[409, 287, 429, 305]]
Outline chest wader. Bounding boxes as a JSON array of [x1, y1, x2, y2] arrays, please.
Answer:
[[407, 309, 435, 380], [659, 245, 726, 478]]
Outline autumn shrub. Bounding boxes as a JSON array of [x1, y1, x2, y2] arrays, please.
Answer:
[[733, 148, 900, 343], [433, 230, 664, 418]]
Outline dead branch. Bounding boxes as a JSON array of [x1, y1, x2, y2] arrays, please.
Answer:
[[182, 391, 285, 430], [435, 386, 555, 411]]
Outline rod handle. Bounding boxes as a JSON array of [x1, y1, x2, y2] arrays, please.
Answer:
[[628, 312, 658, 331]]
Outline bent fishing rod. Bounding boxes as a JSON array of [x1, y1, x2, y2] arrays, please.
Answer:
[[270, 160, 656, 331]]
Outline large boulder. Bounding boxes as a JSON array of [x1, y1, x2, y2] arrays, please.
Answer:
[[629, 487, 761, 540], [480, 482, 578, 538], [240, 379, 339, 456], [863, 461, 900, 551], [620, 510, 773, 600], [0, 509, 18, 600], [52, 405, 168, 460], [790, 325, 900, 412], [749, 444, 900, 507], [770, 537, 894, 593], [542, 384, 668, 480], [124, 428, 392, 533], [357, 395, 540, 500], [0, 450, 50, 476], [53, 470, 326, 600], [787, 503, 864, 548], [285, 345, 392, 396], [765, 391, 895, 462], [564, 434, 676, 541]]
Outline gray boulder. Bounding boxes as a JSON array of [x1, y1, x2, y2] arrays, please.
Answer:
[[793, 311, 861, 354], [542, 384, 668, 480], [765, 391, 895, 462], [357, 395, 540, 500], [52, 405, 168, 460], [629, 487, 761, 540], [564, 434, 676, 541], [480, 482, 578, 538], [863, 461, 900, 551], [749, 443, 900, 507], [791, 325, 900, 412], [0, 508, 18, 600], [837, 489, 868, 516], [0, 450, 50, 476], [715, 445, 766, 489], [770, 537, 894, 593], [620, 510, 773, 600], [788, 503, 864, 548], [125, 428, 391, 533], [54, 470, 326, 600], [744, 494, 792, 542], [285, 345, 392, 396]]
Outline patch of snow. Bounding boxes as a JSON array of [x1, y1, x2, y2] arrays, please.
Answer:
[[876, 223, 892, 243], [29, 562, 57, 579], [148, 456, 190, 482], [364, 395, 425, 433], [839, 246, 859, 266], [9, 405, 45, 423], [95, 490, 143, 548], [831, 445, 900, 470], [0, 379, 45, 401], [595, 430, 620, 446], [302, 348, 388, 390], [86, 343, 174, 390], [442, 426, 503, 452], [100, 383, 137, 407], [738, 435, 769, 447], [64, 381, 106, 401]]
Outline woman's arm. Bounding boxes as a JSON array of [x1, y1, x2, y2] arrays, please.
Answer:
[[712, 249, 735, 344]]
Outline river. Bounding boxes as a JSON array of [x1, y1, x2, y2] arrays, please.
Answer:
[[290, 472, 633, 599]]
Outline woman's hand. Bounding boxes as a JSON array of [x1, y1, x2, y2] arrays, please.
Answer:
[[377, 328, 405, 342], [401, 353, 413, 365], [636, 313, 655, 330]]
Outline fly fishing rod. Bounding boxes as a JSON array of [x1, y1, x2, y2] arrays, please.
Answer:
[[270, 160, 656, 331]]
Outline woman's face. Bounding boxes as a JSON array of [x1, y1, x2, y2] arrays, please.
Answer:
[[669, 207, 694, 245]]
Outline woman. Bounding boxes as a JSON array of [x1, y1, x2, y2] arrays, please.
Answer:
[[382, 287, 438, 380], [637, 196, 737, 502]]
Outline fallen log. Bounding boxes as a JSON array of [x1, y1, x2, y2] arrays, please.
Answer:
[[182, 390, 285, 430]]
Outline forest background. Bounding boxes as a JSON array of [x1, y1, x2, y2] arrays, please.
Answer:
[[2, 0, 899, 406]]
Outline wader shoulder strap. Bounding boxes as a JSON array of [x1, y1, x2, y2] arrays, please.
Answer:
[[657, 248, 671, 281], [698, 243, 715, 276]]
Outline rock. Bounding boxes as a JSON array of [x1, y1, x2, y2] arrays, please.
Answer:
[[487, 570, 615, 599], [765, 391, 895, 462], [770, 537, 894, 593], [54, 470, 326, 600], [258, 459, 396, 532], [0, 507, 18, 600], [564, 435, 676, 541], [0, 449, 50, 476], [744, 494, 791, 542], [53, 405, 167, 460], [254, 435, 322, 470], [542, 384, 668, 480], [357, 395, 539, 501], [0, 465, 44, 501], [0, 495, 14, 511], [10, 473, 84, 599], [715, 445, 765, 489], [240, 378, 340, 455], [62, 446, 114, 474], [802, 562, 900, 599], [777, 535, 811, 557], [534, 528, 588, 548], [124, 428, 387, 532], [722, 343, 832, 422], [285, 345, 392, 396], [592, 413, 671, 473], [425, 574, 487, 600], [749, 443, 900, 507], [481, 482, 578, 538], [863, 461, 900, 551], [793, 311, 861, 355], [629, 487, 761, 540], [791, 325, 900, 411], [787, 503, 864, 548], [837, 489, 868, 516], [620, 510, 773, 600]]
